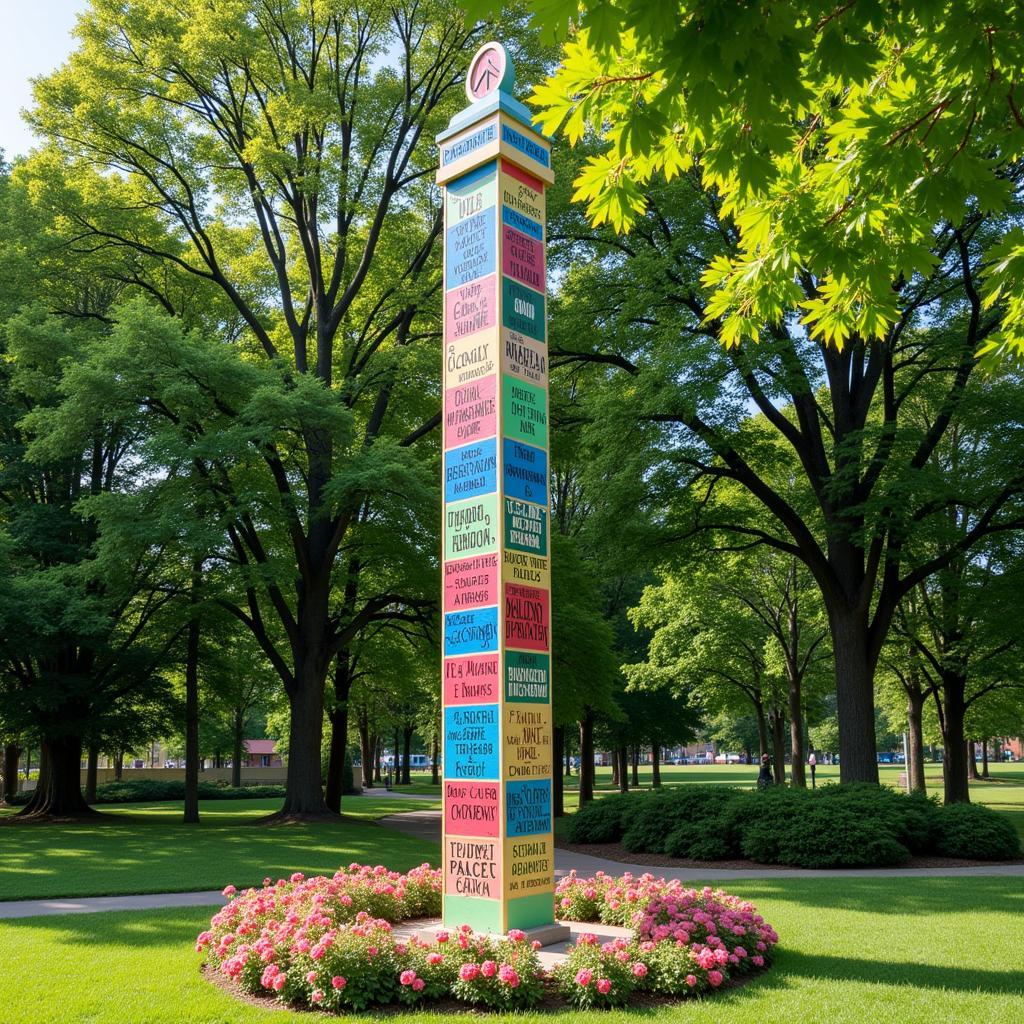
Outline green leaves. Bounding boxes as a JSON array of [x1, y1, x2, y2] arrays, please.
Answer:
[[515, 0, 1024, 361]]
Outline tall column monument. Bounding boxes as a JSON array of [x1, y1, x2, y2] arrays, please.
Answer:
[[436, 41, 563, 937]]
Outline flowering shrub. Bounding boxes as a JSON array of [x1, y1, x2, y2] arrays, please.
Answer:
[[554, 872, 778, 1004], [198, 864, 778, 1013], [552, 932, 645, 1008]]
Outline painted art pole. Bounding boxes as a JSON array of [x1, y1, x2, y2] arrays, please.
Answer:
[[436, 41, 566, 940]]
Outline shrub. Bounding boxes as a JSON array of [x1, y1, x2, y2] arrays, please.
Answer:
[[621, 786, 743, 854], [812, 783, 939, 854], [552, 932, 643, 1008], [934, 803, 1022, 860], [563, 792, 636, 844], [772, 804, 911, 867], [77, 779, 289, 804]]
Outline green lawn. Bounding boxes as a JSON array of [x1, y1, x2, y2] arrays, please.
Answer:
[[0, 796, 439, 902], [1, 877, 1020, 1023]]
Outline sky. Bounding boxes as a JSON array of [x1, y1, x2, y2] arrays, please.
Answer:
[[1, 0, 85, 159]]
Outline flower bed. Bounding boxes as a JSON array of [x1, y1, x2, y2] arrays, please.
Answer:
[[197, 864, 778, 1013]]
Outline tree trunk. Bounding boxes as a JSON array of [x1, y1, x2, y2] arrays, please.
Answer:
[[373, 735, 382, 783], [184, 596, 201, 824], [272, 652, 332, 818], [906, 688, 927, 794], [631, 746, 640, 787], [1, 742, 22, 804], [114, 749, 123, 781], [325, 654, 353, 814], [981, 738, 989, 779], [401, 726, 413, 785], [828, 607, 880, 784], [753, 700, 769, 760], [967, 739, 980, 781], [18, 734, 95, 819], [552, 725, 565, 818], [578, 712, 595, 806], [651, 743, 662, 788], [941, 674, 970, 804], [617, 746, 629, 793], [787, 675, 806, 788], [358, 717, 374, 789], [232, 709, 244, 789], [85, 744, 99, 804], [770, 708, 786, 785], [430, 727, 439, 786]]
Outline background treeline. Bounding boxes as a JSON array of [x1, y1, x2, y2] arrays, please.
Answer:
[[2, 0, 1023, 822]]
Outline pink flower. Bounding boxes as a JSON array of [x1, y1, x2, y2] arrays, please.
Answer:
[[632, 962, 648, 978], [271, 973, 287, 992], [331, 976, 347, 990], [575, 968, 593, 987], [498, 964, 520, 987], [752, 955, 765, 967], [412, 977, 425, 991], [596, 978, 612, 995], [310, 990, 324, 1004], [426, 952, 444, 965], [708, 970, 724, 988], [685, 974, 697, 987], [508, 929, 526, 942], [531, 940, 542, 950], [290, 872, 305, 883], [263, 877, 272, 886], [459, 963, 480, 981], [367, 946, 378, 957], [480, 960, 497, 978], [305, 971, 318, 984], [436, 930, 449, 943], [222, 885, 237, 898], [400, 970, 417, 987]]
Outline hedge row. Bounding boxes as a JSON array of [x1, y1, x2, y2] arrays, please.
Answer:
[[8, 779, 288, 805], [564, 784, 1021, 867]]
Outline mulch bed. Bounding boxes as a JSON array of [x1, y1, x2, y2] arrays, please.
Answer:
[[554, 838, 1023, 870]]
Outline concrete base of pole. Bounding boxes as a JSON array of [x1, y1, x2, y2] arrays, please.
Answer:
[[407, 921, 585, 958]]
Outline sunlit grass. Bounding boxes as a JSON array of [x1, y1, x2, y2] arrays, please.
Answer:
[[0, 796, 439, 901]]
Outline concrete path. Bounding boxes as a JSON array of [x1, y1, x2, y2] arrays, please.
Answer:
[[0, 890, 226, 920], [378, 808, 1024, 880]]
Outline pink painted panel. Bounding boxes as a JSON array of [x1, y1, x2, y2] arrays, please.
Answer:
[[444, 375, 497, 450], [444, 780, 500, 838], [444, 552, 499, 612], [445, 274, 497, 341], [443, 653, 500, 704], [501, 226, 545, 292]]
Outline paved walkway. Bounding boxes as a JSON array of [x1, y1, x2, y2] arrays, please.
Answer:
[[4, 806, 1021, 921]]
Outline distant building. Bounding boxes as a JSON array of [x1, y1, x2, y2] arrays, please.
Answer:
[[242, 739, 282, 768]]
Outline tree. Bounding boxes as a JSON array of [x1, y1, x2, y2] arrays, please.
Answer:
[[513, 0, 1024, 366], [626, 560, 785, 776], [28, 0, 508, 818], [536, 93, 1024, 782]]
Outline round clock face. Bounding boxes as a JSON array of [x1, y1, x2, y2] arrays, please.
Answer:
[[466, 42, 510, 102]]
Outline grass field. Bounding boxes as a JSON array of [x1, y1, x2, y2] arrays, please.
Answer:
[[0, 796, 439, 902], [0, 876, 1020, 1024]]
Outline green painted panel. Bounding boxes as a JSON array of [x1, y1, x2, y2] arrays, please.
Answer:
[[443, 894, 503, 933], [506, 891, 556, 931]]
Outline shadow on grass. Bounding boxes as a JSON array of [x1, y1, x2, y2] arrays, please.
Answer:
[[725, 877, 1024, 917], [768, 948, 1024, 995]]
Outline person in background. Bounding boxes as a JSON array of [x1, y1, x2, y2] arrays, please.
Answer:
[[808, 750, 817, 789], [757, 753, 774, 789]]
